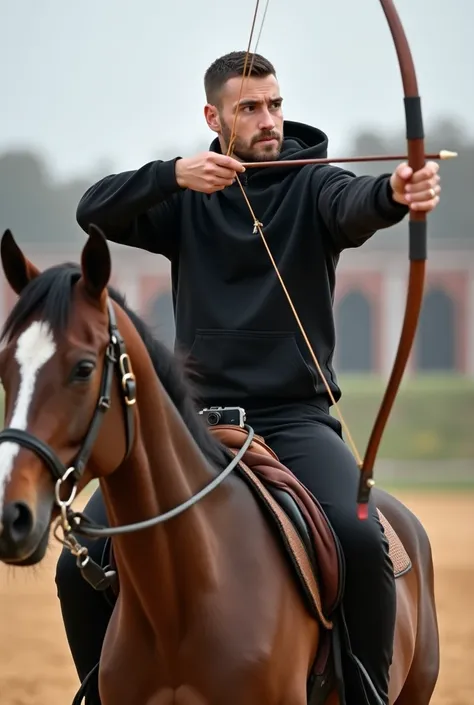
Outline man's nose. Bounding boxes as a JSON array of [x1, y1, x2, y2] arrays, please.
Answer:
[[259, 110, 276, 131]]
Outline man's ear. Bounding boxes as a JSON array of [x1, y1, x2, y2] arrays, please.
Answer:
[[204, 104, 221, 134]]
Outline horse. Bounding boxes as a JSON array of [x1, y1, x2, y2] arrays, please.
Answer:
[[0, 226, 439, 705]]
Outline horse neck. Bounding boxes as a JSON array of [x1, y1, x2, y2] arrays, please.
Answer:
[[99, 345, 220, 628]]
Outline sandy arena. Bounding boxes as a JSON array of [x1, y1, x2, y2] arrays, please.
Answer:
[[1, 491, 473, 705]]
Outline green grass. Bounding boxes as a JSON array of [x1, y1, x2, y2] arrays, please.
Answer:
[[337, 372, 474, 395], [334, 373, 474, 461], [382, 482, 474, 492]]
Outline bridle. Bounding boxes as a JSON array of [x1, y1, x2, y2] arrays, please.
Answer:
[[0, 299, 137, 491], [0, 298, 254, 579]]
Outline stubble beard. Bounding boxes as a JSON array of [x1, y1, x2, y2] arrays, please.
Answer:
[[220, 119, 282, 163]]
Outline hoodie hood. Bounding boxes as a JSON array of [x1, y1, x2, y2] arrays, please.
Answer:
[[209, 120, 329, 176], [278, 120, 329, 160]]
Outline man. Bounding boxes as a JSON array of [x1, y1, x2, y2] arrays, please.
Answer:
[[56, 51, 441, 704]]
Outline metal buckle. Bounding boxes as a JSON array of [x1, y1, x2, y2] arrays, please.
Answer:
[[119, 353, 137, 406]]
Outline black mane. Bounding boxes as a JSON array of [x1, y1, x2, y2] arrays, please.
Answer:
[[1, 263, 227, 468]]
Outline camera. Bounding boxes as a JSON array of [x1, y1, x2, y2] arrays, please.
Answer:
[[198, 406, 246, 428]]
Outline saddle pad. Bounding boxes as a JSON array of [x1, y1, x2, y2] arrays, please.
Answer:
[[236, 459, 333, 629], [378, 510, 412, 578]]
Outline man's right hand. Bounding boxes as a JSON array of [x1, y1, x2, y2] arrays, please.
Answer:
[[175, 152, 245, 193]]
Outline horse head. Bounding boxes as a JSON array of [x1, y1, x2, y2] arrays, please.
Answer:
[[0, 226, 134, 564]]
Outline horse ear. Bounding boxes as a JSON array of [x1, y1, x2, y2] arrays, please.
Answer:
[[0, 229, 41, 295], [81, 224, 111, 300]]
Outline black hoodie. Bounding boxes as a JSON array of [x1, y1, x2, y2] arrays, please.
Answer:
[[76, 120, 408, 406]]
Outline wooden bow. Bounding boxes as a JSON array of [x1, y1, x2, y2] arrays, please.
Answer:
[[230, 0, 440, 518], [356, 0, 428, 516]]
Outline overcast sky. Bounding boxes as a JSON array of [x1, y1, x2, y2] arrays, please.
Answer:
[[1, 0, 471, 181]]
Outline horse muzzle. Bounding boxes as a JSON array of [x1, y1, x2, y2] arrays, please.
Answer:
[[0, 497, 52, 564]]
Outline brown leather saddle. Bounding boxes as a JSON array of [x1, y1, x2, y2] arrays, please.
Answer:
[[208, 425, 411, 630]]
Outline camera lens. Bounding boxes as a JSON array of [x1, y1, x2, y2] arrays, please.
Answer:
[[207, 411, 221, 426]]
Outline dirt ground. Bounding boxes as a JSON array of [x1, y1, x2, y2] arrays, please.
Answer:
[[0, 491, 473, 705]]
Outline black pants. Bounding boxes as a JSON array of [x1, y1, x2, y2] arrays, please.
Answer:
[[56, 399, 395, 705]]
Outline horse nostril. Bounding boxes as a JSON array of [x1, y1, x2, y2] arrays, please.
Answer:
[[2, 501, 34, 543]]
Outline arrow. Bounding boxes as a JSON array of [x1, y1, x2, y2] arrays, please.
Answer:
[[241, 150, 458, 168]]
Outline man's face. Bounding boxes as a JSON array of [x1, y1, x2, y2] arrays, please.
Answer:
[[206, 74, 284, 162]]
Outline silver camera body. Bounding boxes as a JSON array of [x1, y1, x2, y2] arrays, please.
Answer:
[[198, 406, 246, 428]]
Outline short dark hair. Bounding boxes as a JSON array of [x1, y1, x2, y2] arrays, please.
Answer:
[[204, 51, 276, 105]]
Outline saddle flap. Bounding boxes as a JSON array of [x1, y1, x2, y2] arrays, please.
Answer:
[[210, 426, 344, 624]]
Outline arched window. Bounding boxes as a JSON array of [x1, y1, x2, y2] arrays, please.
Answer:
[[147, 290, 175, 351], [335, 291, 373, 372], [415, 288, 456, 371]]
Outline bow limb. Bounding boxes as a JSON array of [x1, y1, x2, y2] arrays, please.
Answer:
[[356, 0, 427, 516]]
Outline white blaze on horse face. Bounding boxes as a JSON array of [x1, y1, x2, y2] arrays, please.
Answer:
[[0, 321, 56, 510]]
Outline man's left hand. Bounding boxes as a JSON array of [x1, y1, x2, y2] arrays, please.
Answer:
[[390, 161, 441, 212]]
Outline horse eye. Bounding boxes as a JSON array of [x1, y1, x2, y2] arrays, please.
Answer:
[[72, 360, 96, 382]]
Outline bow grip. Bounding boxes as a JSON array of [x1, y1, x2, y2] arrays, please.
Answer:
[[404, 95, 427, 262]]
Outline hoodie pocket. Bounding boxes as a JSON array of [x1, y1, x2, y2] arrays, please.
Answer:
[[188, 329, 317, 400]]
